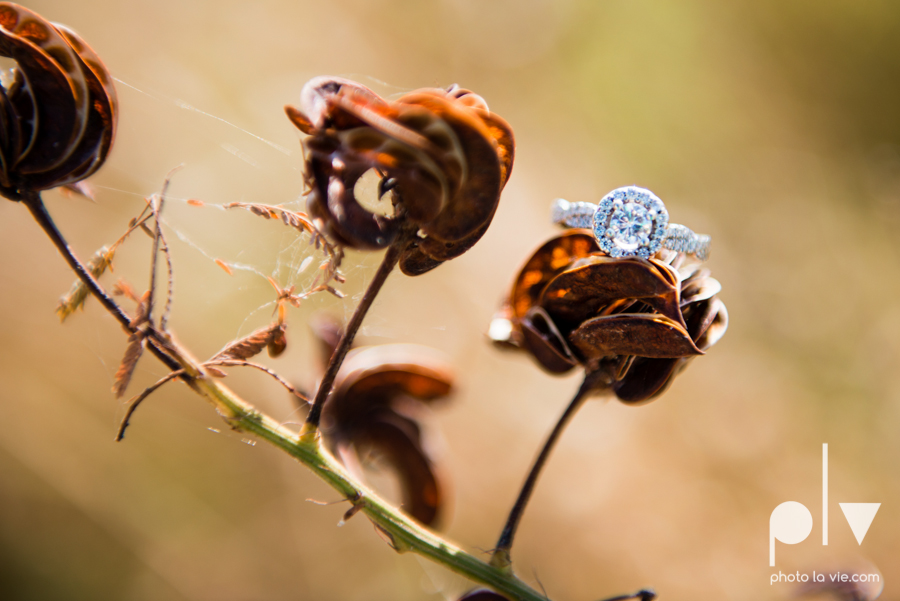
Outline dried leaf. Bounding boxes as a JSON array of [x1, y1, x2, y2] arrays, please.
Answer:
[[56, 245, 114, 321], [112, 292, 150, 397], [112, 334, 145, 398], [112, 279, 139, 303], [212, 323, 283, 362]]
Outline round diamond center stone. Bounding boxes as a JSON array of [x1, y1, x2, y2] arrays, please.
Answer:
[[608, 202, 652, 251]]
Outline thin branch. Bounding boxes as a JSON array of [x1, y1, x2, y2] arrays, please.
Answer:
[[23, 192, 185, 377], [116, 369, 184, 441], [491, 371, 608, 569], [147, 167, 179, 326], [157, 222, 174, 331], [205, 359, 308, 403], [303, 236, 406, 431], [24, 192, 133, 330]]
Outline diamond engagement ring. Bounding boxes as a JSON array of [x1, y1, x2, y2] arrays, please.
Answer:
[[551, 186, 710, 261]]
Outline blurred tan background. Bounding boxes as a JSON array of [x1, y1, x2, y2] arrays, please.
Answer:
[[1, 0, 899, 599]]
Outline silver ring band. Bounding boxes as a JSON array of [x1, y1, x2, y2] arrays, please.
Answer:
[[551, 186, 710, 261]]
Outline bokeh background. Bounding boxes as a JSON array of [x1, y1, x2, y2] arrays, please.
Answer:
[[1, 1, 898, 599]]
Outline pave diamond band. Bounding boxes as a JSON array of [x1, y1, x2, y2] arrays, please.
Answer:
[[551, 186, 710, 261]]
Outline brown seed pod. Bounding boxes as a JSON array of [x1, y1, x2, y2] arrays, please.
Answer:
[[286, 77, 514, 275], [0, 2, 116, 200], [491, 232, 727, 403], [315, 328, 454, 527]]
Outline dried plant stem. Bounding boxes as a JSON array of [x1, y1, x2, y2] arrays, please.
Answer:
[[23, 192, 133, 330], [491, 372, 606, 569], [28, 205, 548, 599], [23, 192, 184, 375], [303, 237, 405, 431]]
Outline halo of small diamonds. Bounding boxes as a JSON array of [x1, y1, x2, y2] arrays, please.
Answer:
[[592, 186, 668, 259], [550, 187, 710, 261]]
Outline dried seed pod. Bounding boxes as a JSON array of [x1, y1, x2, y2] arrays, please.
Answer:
[[491, 232, 727, 403], [0, 3, 116, 200], [314, 327, 454, 527], [286, 77, 514, 275]]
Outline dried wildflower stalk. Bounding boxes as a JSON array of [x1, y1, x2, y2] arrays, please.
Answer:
[[33, 188, 548, 600], [1, 5, 620, 596]]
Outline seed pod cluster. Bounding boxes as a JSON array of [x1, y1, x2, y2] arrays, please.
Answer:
[[491, 231, 728, 402], [286, 76, 514, 275], [0, 2, 116, 200]]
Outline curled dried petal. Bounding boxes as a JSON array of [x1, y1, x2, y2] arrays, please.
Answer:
[[519, 307, 579, 374], [318, 338, 454, 528], [613, 296, 728, 404], [351, 414, 442, 526], [508, 231, 598, 320], [541, 256, 683, 329], [328, 343, 454, 423], [570, 314, 702, 361]]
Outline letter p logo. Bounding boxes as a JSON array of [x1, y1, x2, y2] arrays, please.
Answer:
[[769, 501, 813, 567]]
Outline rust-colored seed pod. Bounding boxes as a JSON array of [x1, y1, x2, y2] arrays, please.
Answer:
[[314, 326, 454, 527], [0, 2, 116, 200], [490, 231, 728, 403], [286, 77, 514, 275]]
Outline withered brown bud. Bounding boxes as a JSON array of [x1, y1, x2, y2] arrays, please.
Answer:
[[490, 231, 728, 403], [317, 332, 454, 526], [0, 3, 117, 200], [286, 77, 514, 276]]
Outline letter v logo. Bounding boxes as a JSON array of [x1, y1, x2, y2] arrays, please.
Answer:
[[839, 503, 880, 545]]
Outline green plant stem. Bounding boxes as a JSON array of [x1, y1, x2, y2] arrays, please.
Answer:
[[146, 346, 550, 601], [491, 373, 602, 569], [304, 238, 404, 431], [28, 205, 547, 599]]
